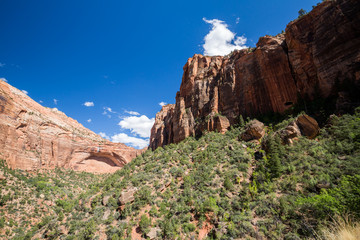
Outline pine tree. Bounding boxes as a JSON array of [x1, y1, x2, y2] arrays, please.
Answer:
[[298, 9, 307, 18], [266, 135, 283, 179]]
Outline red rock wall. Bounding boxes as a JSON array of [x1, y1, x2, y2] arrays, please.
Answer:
[[0, 81, 142, 173], [286, 0, 360, 101], [150, 0, 360, 150]]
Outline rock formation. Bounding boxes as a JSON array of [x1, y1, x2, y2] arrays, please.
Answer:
[[296, 115, 320, 139], [0, 80, 142, 173], [150, 0, 360, 150], [279, 114, 320, 144], [118, 187, 137, 205], [241, 120, 266, 141]]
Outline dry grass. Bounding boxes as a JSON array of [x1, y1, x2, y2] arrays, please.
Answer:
[[316, 215, 360, 240]]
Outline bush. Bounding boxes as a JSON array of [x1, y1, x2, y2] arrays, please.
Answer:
[[183, 223, 195, 232], [139, 214, 151, 234], [297, 175, 360, 220]]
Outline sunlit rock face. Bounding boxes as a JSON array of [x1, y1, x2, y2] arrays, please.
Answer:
[[0, 80, 142, 173], [150, 0, 360, 150]]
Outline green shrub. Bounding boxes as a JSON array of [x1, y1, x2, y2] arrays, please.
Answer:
[[139, 214, 151, 234]]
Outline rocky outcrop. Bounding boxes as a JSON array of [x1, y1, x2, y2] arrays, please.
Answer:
[[118, 187, 137, 205], [147, 227, 161, 239], [149, 104, 175, 150], [150, 0, 360, 149], [296, 115, 320, 139], [280, 114, 319, 144], [279, 121, 302, 144], [241, 120, 266, 141], [0, 80, 142, 173]]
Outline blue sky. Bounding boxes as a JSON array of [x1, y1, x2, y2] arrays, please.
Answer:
[[0, 0, 319, 148]]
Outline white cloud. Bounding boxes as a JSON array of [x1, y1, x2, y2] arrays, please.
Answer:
[[159, 102, 167, 107], [0, 78, 8, 82], [99, 132, 110, 140], [0, 63, 5, 67], [54, 99, 58, 105], [103, 107, 115, 114], [202, 18, 247, 56], [236, 17, 240, 24], [39, 100, 43, 103], [22, 90, 28, 95], [105, 107, 114, 113], [102, 107, 116, 118], [111, 133, 149, 149], [125, 110, 140, 116], [118, 115, 154, 138], [84, 101, 94, 107], [87, 119, 92, 123]]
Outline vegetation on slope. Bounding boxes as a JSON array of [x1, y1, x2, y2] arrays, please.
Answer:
[[0, 165, 103, 239], [1, 108, 359, 239]]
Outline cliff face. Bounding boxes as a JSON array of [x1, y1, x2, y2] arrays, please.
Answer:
[[150, 0, 360, 150], [0, 80, 142, 173], [286, 0, 360, 102]]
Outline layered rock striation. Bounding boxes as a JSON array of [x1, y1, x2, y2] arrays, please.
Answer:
[[0, 80, 142, 173], [150, 0, 360, 150]]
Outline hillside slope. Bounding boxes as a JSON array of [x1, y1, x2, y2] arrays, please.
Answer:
[[1, 108, 359, 239]]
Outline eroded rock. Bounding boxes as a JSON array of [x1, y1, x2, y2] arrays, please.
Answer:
[[279, 114, 319, 144], [119, 187, 137, 205], [0, 80, 142, 173], [102, 195, 111, 206], [279, 121, 302, 144], [149, 0, 360, 150], [147, 227, 161, 239], [296, 115, 320, 139], [241, 120, 265, 141]]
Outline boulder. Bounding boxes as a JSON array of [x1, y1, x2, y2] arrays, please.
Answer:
[[119, 187, 137, 205], [279, 114, 319, 144], [296, 115, 319, 139], [212, 115, 230, 134], [279, 121, 301, 144], [102, 195, 110, 206], [147, 227, 161, 239], [241, 120, 265, 141]]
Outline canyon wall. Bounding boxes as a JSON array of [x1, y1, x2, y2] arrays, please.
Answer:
[[0, 80, 142, 173], [150, 0, 360, 150]]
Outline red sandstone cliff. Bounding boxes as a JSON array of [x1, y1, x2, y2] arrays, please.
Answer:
[[150, 0, 360, 150], [0, 80, 142, 173]]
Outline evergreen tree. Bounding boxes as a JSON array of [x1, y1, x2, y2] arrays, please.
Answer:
[[266, 135, 283, 179], [298, 8, 307, 18]]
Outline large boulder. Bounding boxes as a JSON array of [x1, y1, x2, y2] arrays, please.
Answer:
[[212, 115, 230, 134], [119, 187, 137, 205], [296, 115, 320, 139], [147, 227, 161, 239], [241, 120, 266, 141], [279, 114, 320, 144], [279, 121, 301, 144], [102, 195, 111, 206]]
